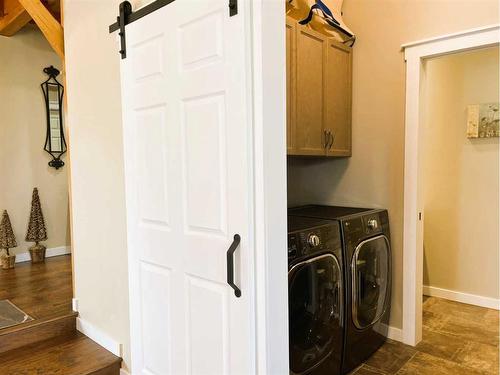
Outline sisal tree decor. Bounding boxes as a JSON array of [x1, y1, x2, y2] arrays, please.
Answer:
[[25, 188, 48, 263], [0, 210, 18, 269]]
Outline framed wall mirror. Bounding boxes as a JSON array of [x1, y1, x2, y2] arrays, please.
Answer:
[[41, 66, 67, 169]]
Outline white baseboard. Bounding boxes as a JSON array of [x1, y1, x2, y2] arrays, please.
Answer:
[[76, 317, 123, 357], [15, 245, 71, 263], [120, 369, 131, 375], [387, 325, 403, 342], [423, 285, 500, 310], [375, 323, 403, 343]]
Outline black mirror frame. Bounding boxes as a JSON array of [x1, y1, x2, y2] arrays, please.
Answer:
[[41, 65, 67, 170]]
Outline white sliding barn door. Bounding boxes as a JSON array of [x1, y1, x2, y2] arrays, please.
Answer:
[[119, 1, 255, 374]]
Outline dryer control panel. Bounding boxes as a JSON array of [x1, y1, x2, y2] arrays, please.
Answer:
[[342, 210, 390, 254]]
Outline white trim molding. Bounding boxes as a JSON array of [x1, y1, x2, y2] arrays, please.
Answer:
[[387, 326, 403, 343], [377, 324, 403, 343], [250, 1, 289, 374], [15, 246, 71, 263], [423, 286, 500, 310], [401, 24, 500, 347], [76, 318, 123, 357], [401, 24, 500, 49]]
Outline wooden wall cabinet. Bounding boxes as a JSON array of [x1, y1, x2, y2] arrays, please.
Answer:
[[286, 17, 352, 157]]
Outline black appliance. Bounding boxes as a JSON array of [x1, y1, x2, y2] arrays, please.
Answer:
[[288, 216, 344, 375], [289, 206, 392, 374]]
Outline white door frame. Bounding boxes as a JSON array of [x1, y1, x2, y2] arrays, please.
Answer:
[[250, 1, 289, 373], [401, 24, 500, 346]]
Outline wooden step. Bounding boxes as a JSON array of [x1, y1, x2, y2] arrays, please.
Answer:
[[0, 256, 121, 373], [0, 332, 121, 375], [0, 311, 77, 354]]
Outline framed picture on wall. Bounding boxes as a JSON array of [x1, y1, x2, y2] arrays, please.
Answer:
[[467, 103, 500, 138]]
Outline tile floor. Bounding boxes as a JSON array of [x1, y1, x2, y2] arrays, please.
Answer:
[[350, 296, 499, 374]]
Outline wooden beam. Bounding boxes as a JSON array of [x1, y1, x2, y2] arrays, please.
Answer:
[[18, 0, 64, 59], [0, 0, 31, 36]]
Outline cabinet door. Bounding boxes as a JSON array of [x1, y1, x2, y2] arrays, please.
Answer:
[[294, 26, 327, 156], [325, 39, 352, 157], [286, 18, 296, 154]]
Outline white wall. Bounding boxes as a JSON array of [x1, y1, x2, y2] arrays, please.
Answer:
[[63, 0, 130, 370], [0, 25, 69, 256], [422, 47, 499, 299]]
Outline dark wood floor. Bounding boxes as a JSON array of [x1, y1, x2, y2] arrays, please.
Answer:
[[0, 255, 73, 322], [350, 296, 499, 374], [0, 333, 121, 375], [0, 255, 122, 374]]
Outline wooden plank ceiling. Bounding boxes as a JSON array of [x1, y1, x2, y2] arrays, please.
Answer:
[[0, 0, 64, 59]]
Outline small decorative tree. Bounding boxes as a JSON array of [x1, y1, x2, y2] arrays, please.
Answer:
[[26, 188, 48, 263], [0, 210, 18, 269]]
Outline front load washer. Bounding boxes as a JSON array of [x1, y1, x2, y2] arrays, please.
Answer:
[[289, 206, 392, 374], [288, 216, 344, 375]]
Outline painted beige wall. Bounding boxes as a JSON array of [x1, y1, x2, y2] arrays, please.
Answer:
[[64, 0, 499, 365], [63, 0, 131, 370], [422, 47, 499, 299], [62, 0, 169, 370], [287, 0, 499, 328], [0, 25, 70, 256]]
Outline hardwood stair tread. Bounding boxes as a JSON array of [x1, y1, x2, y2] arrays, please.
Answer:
[[0, 332, 121, 375], [0, 311, 78, 354], [0, 256, 121, 373], [0, 310, 77, 336]]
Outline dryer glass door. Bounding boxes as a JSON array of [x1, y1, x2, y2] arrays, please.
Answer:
[[288, 254, 343, 374], [351, 235, 390, 329]]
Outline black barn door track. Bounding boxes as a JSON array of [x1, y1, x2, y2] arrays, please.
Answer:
[[109, 0, 238, 59]]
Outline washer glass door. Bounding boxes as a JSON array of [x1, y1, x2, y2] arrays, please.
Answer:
[[288, 254, 343, 374], [351, 235, 390, 329]]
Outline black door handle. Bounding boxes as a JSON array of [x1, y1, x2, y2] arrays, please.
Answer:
[[227, 234, 242, 298]]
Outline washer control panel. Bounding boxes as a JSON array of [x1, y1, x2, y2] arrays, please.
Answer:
[[288, 221, 341, 262], [307, 234, 321, 247]]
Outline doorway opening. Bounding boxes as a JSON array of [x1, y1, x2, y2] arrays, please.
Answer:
[[402, 25, 500, 346], [417, 45, 499, 373], [0, 7, 73, 352], [422, 47, 499, 307]]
